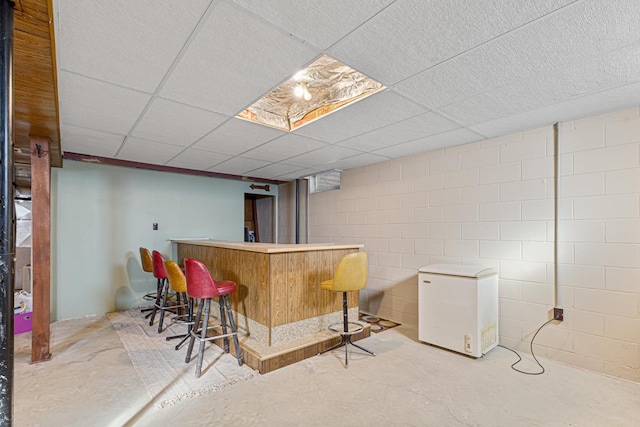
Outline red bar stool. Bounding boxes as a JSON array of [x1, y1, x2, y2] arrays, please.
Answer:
[[150, 251, 187, 333], [184, 258, 242, 378], [148, 250, 169, 331]]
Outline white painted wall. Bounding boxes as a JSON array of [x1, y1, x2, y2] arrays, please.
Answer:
[[51, 160, 277, 320], [309, 106, 640, 383]]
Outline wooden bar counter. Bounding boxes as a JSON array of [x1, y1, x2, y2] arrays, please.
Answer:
[[172, 240, 369, 373]]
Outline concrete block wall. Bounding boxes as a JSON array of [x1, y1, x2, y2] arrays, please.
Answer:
[[556, 107, 640, 382], [309, 106, 640, 383]]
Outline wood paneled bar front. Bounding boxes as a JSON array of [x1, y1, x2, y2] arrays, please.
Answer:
[[172, 240, 369, 373]]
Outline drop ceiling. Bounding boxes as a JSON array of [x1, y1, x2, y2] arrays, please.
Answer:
[[50, 0, 640, 182]]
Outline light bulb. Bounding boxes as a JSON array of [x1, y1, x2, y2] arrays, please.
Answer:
[[303, 88, 312, 101], [294, 84, 304, 98]]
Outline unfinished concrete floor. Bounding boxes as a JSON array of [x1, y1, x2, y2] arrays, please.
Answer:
[[13, 315, 640, 426]]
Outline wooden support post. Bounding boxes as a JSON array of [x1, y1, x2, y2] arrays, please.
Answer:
[[30, 136, 51, 363]]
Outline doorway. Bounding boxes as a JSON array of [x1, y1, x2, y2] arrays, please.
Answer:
[[244, 193, 275, 243]]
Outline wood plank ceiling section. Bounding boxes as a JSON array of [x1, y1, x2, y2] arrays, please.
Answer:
[[13, 0, 62, 189]]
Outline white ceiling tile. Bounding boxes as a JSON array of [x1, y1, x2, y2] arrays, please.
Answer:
[[59, 72, 152, 134], [509, 0, 640, 76], [132, 98, 228, 146], [441, 43, 640, 126], [160, 1, 318, 115], [295, 90, 427, 143], [438, 99, 501, 126], [61, 125, 124, 157], [470, 111, 557, 139], [193, 118, 285, 155], [471, 81, 640, 138], [395, 46, 515, 110], [329, 0, 574, 85], [116, 137, 184, 165], [165, 148, 231, 170], [274, 167, 323, 181], [326, 153, 391, 171], [534, 43, 640, 102], [242, 134, 329, 162], [244, 163, 303, 179], [337, 111, 460, 151], [208, 157, 271, 176], [56, 0, 211, 92], [396, 0, 640, 108], [232, 0, 394, 49], [373, 128, 483, 159], [283, 145, 364, 168]]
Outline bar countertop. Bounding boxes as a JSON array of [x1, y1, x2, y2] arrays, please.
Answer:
[[170, 239, 364, 254]]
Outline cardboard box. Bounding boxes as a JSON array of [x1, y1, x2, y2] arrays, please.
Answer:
[[14, 312, 32, 334]]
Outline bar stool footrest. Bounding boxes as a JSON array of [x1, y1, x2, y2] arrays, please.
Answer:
[[327, 321, 364, 336], [169, 313, 194, 326], [143, 292, 157, 301], [189, 329, 238, 343]]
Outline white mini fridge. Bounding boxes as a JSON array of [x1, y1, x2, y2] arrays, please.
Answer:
[[418, 264, 498, 358]]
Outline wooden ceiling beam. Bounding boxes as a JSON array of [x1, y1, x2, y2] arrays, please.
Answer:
[[13, 0, 62, 172]]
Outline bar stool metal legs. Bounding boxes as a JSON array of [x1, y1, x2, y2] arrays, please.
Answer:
[[218, 298, 229, 353], [195, 298, 211, 377], [225, 295, 242, 365], [185, 298, 204, 371], [156, 279, 171, 333], [166, 296, 194, 350], [185, 294, 243, 378], [319, 291, 375, 367], [148, 277, 165, 327]]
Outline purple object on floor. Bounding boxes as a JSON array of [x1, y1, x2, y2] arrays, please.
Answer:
[[14, 312, 32, 334]]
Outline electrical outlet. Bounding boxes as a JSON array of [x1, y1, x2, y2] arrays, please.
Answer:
[[553, 308, 564, 321], [464, 334, 472, 353], [153, 223, 158, 231]]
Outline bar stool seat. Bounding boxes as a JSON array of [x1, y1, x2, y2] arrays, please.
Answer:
[[184, 258, 243, 378], [210, 280, 235, 295]]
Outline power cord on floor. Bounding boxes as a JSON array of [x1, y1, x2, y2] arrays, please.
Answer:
[[498, 317, 556, 375]]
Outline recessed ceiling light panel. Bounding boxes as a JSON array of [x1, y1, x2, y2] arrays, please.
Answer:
[[237, 55, 385, 132]]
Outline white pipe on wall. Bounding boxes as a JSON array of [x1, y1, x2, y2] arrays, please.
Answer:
[[553, 122, 562, 309]]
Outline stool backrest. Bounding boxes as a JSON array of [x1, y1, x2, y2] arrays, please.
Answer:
[[331, 252, 368, 292], [184, 258, 220, 299], [139, 247, 153, 273], [164, 260, 187, 293], [151, 250, 168, 279]]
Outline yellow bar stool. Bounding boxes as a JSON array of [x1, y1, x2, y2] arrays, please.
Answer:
[[149, 251, 188, 333], [163, 260, 193, 350], [318, 252, 375, 367]]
